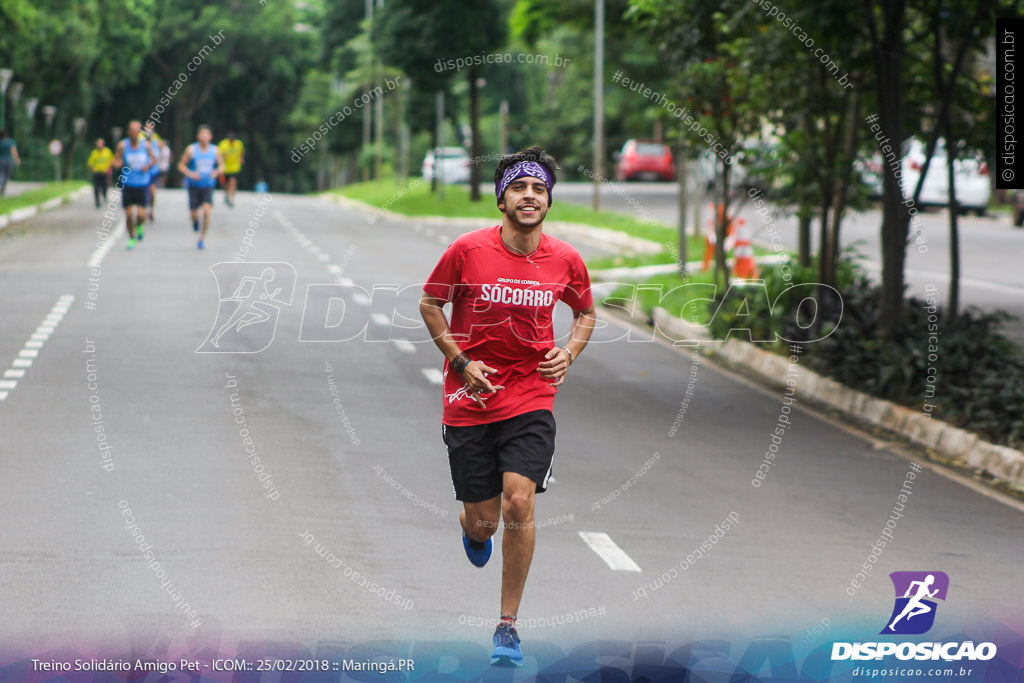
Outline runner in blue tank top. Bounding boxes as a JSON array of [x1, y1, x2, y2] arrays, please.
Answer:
[[112, 120, 158, 250], [177, 124, 223, 250], [143, 121, 162, 223]]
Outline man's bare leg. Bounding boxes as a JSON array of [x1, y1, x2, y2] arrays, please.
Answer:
[[199, 204, 212, 242], [500, 471, 536, 618], [461, 495, 501, 543]]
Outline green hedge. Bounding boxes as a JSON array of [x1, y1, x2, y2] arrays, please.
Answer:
[[705, 259, 1024, 449]]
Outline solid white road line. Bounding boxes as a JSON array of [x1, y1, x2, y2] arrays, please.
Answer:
[[87, 218, 126, 268], [861, 261, 1024, 298], [578, 531, 642, 572]]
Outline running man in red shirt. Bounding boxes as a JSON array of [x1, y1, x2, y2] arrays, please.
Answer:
[[419, 146, 596, 666]]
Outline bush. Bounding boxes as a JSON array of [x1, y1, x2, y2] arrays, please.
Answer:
[[802, 278, 1024, 449], [702, 257, 1024, 449], [706, 258, 855, 350]]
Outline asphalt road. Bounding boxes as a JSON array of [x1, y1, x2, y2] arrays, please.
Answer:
[[1, 188, 1021, 663], [557, 181, 1024, 343]]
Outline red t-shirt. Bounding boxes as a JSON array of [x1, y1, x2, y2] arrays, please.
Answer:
[[424, 225, 593, 426]]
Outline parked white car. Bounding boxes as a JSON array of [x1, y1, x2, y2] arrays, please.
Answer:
[[421, 147, 470, 184], [901, 139, 991, 215]]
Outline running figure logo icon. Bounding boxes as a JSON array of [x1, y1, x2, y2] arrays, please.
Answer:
[[880, 571, 949, 635], [196, 262, 296, 353]]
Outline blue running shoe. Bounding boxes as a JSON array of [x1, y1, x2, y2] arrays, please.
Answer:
[[462, 532, 491, 568], [197, 240, 204, 250], [491, 622, 523, 667]]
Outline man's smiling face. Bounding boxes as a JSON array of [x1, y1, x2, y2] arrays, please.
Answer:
[[500, 176, 550, 227]]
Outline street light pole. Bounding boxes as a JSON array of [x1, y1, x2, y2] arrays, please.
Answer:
[[499, 100, 508, 158], [0, 69, 13, 131], [592, 0, 604, 211], [436, 90, 445, 202], [72, 117, 86, 181], [41, 105, 57, 181], [25, 97, 38, 180]]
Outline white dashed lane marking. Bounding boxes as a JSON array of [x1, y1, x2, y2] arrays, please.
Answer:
[[578, 531, 642, 572], [392, 340, 416, 353], [421, 368, 444, 385], [1, 295, 74, 402]]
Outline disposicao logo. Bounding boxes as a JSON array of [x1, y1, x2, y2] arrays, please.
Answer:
[[831, 571, 997, 662], [881, 570, 948, 635]]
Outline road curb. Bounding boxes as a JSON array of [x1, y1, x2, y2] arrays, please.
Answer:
[[647, 306, 1024, 488], [0, 186, 90, 232], [322, 191, 664, 254]]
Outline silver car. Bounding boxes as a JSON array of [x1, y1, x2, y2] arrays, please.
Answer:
[[421, 147, 470, 184]]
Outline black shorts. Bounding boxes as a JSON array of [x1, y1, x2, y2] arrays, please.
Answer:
[[188, 186, 214, 210], [443, 409, 556, 503], [121, 185, 148, 208]]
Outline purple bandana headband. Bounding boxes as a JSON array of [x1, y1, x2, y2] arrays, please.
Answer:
[[496, 160, 553, 205]]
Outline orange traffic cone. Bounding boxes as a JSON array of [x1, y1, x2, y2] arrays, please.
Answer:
[[731, 219, 759, 280]]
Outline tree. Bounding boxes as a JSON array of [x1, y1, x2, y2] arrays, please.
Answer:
[[630, 0, 767, 290], [377, 0, 507, 200], [918, 0, 996, 319]]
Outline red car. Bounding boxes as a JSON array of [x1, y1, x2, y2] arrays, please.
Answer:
[[615, 139, 674, 181]]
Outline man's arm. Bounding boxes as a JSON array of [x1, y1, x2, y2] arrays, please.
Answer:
[[538, 303, 597, 386], [177, 146, 198, 180], [419, 293, 503, 405], [112, 141, 125, 168]]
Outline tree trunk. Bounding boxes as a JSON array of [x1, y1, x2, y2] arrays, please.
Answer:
[[945, 132, 960, 319], [817, 198, 830, 284], [714, 159, 731, 290], [468, 68, 481, 202], [796, 173, 812, 267], [867, 0, 909, 340], [796, 212, 811, 267], [677, 142, 688, 278], [825, 89, 861, 288]]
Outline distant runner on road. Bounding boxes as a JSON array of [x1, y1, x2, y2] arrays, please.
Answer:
[[143, 123, 162, 222], [178, 124, 223, 250], [112, 120, 158, 250], [86, 138, 113, 208], [217, 131, 244, 207], [0, 129, 22, 197], [419, 146, 596, 667]]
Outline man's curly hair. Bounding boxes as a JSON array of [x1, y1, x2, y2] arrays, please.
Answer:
[[494, 145, 559, 207]]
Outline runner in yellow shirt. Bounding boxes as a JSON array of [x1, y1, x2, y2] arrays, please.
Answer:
[[87, 138, 114, 208], [217, 131, 244, 207]]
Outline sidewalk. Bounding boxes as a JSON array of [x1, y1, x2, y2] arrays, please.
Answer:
[[0, 182, 90, 231], [0, 181, 44, 199]]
